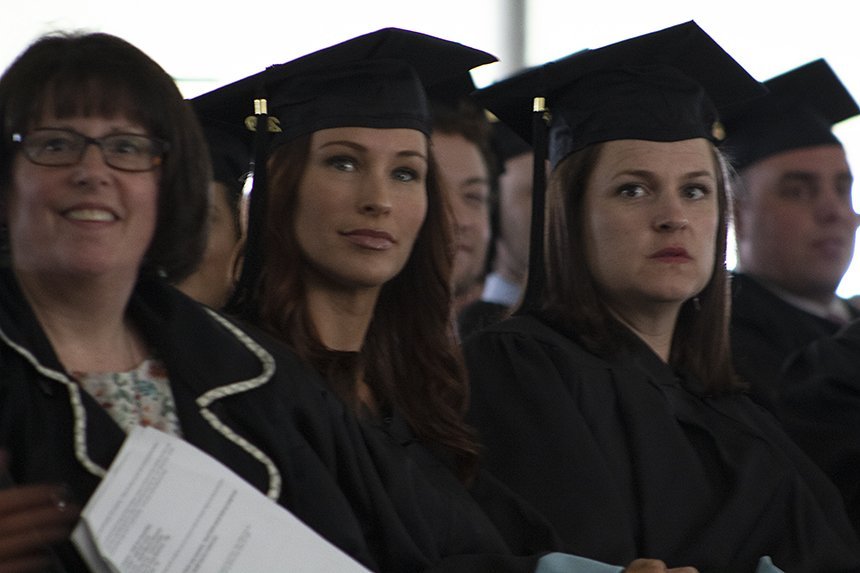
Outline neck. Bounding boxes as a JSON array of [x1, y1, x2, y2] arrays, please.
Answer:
[[303, 282, 381, 415], [305, 283, 380, 352], [15, 268, 144, 373], [492, 241, 527, 286], [608, 301, 681, 362], [744, 271, 839, 307]]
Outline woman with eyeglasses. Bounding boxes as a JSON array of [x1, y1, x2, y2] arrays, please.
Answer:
[[0, 32, 383, 571]]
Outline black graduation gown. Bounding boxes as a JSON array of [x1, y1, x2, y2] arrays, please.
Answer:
[[458, 299, 511, 340], [463, 313, 860, 573], [0, 268, 561, 572], [730, 272, 857, 412], [779, 318, 860, 537], [287, 368, 563, 573]]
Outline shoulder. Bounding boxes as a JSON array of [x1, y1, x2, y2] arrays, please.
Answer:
[[464, 314, 595, 363]]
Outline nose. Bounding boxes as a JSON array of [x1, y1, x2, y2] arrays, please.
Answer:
[[814, 184, 855, 225], [72, 142, 111, 186], [358, 170, 393, 216], [654, 195, 689, 232]]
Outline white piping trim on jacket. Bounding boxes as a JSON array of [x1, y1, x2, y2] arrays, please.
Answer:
[[199, 309, 282, 500], [0, 327, 107, 478], [1, 311, 283, 500]]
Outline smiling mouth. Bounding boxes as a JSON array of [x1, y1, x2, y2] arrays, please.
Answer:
[[64, 208, 117, 222]]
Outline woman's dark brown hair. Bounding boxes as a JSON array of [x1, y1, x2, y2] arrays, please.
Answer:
[[248, 135, 479, 480], [543, 141, 741, 394], [0, 31, 210, 281]]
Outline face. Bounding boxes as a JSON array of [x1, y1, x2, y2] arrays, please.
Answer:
[[294, 126, 428, 293], [431, 132, 491, 296], [6, 114, 160, 281], [583, 138, 719, 318], [497, 152, 534, 279], [735, 144, 859, 299], [177, 181, 241, 308]]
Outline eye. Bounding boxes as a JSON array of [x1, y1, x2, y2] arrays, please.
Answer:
[[326, 155, 358, 172], [777, 181, 814, 201], [33, 132, 77, 154], [463, 189, 489, 207], [617, 183, 647, 198], [835, 177, 853, 199], [682, 185, 710, 200], [392, 167, 420, 183], [105, 135, 149, 156]]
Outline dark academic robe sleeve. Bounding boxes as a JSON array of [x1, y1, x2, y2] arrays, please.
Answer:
[[779, 318, 860, 536], [730, 272, 850, 412], [463, 314, 860, 573]]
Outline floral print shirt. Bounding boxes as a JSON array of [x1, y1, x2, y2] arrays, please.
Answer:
[[74, 358, 182, 437]]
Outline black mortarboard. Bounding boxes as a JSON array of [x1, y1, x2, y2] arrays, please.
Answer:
[[721, 59, 860, 171], [192, 27, 496, 148], [474, 21, 765, 169], [191, 28, 496, 315], [197, 123, 251, 193], [490, 118, 532, 168], [471, 21, 765, 312]]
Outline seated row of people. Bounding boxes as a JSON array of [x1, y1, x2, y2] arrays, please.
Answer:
[[1, 20, 858, 573]]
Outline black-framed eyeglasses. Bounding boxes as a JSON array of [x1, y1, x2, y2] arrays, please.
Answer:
[[11, 128, 169, 172]]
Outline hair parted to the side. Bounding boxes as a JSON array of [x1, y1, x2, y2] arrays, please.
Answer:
[[247, 135, 480, 480], [542, 141, 742, 395], [0, 31, 210, 281]]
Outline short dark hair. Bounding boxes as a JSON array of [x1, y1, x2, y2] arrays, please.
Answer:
[[0, 31, 210, 281], [543, 141, 741, 394]]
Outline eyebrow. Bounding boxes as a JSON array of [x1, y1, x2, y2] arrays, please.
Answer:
[[779, 171, 853, 184], [318, 139, 428, 162], [461, 176, 490, 187], [616, 168, 715, 180]]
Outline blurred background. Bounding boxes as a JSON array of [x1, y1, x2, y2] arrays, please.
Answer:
[[4, 0, 858, 296]]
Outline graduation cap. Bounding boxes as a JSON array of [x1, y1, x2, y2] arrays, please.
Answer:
[[721, 59, 860, 171], [191, 28, 496, 314], [490, 118, 532, 170], [471, 20, 766, 312], [197, 122, 252, 194], [192, 28, 495, 146]]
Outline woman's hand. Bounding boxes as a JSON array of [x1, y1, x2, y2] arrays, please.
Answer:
[[0, 483, 80, 573], [624, 559, 699, 573]]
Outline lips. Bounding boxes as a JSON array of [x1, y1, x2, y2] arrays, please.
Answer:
[[341, 229, 396, 250], [63, 207, 118, 222], [811, 236, 849, 258], [649, 246, 691, 261]]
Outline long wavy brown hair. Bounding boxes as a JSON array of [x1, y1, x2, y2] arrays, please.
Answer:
[[247, 135, 479, 480], [542, 141, 742, 394]]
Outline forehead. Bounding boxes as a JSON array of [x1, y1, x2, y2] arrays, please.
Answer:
[[594, 138, 716, 175], [431, 132, 488, 176], [310, 126, 428, 155], [744, 144, 851, 178]]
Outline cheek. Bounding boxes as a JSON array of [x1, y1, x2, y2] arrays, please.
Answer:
[[403, 195, 429, 244], [4, 183, 47, 236]]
